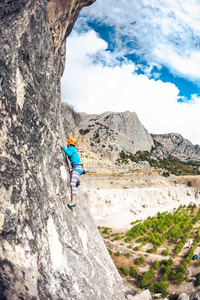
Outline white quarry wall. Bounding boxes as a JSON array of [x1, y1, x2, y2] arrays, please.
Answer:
[[82, 186, 200, 231]]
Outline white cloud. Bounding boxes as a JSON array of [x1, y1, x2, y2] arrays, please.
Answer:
[[62, 31, 200, 145], [154, 44, 200, 81], [77, 0, 200, 81]]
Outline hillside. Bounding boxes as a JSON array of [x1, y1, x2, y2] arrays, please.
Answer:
[[61, 102, 154, 160], [99, 204, 200, 298], [152, 133, 200, 163], [61, 102, 200, 299], [61, 102, 200, 164]]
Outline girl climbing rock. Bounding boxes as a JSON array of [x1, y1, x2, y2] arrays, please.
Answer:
[[58, 138, 83, 207]]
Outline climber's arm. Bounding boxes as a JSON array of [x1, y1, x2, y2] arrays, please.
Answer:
[[58, 142, 72, 157]]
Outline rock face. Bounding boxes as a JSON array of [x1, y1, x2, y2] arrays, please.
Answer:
[[0, 1, 125, 299], [82, 186, 200, 231], [62, 104, 200, 164], [61, 103, 154, 160], [152, 133, 200, 162]]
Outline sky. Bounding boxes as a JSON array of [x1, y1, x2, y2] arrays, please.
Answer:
[[61, 0, 200, 146]]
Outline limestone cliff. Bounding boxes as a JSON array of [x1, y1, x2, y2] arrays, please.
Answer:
[[61, 104, 200, 164], [61, 103, 154, 160], [0, 1, 125, 299], [152, 133, 200, 162]]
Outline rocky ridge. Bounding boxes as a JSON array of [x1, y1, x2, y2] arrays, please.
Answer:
[[0, 1, 127, 299], [61, 102, 154, 160], [61, 103, 200, 164], [152, 133, 200, 162]]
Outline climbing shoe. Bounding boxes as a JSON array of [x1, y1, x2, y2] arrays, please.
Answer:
[[68, 202, 75, 207]]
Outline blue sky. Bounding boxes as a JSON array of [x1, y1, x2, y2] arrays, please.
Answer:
[[62, 0, 200, 145]]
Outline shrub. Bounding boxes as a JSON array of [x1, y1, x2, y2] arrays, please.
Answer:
[[125, 237, 132, 243], [103, 227, 110, 234], [163, 247, 169, 256], [148, 246, 158, 253], [176, 272, 185, 283], [162, 171, 170, 177], [187, 181, 192, 187], [120, 267, 129, 276], [115, 251, 121, 256], [130, 266, 138, 277], [126, 253, 131, 258], [135, 257, 145, 265], [152, 260, 159, 270], [114, 236, 121, 241], [148, 280, 169, 297], [107, 248, 112, 255], [139, 268, 155, 288], [161, 273, 168, 281], [134, 246, 140, 251], [79, 128, 90, 135]]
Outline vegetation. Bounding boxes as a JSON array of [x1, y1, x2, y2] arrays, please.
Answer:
[[129, 266, 137, 277], [119, 267, 129, 276], [118, 150, 200, 176], [135, 257, 145, 265], [99, 204, 200, 297], [79, 128, 90, 135], [107, 248, 112, 255], [163, 247, 169, 256]]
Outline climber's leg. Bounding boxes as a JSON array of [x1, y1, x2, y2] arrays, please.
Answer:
[[70, 169, 81, 205]]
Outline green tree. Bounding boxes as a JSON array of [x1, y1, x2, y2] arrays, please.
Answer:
[[130, 266, 138, 278], [107, 248, 112, 255], [120, 267, 129, 276], [163, 247, 169, 256], [176, 272, 185, 283], [135, 257, 145, 265], [152, 260, 159, 270]]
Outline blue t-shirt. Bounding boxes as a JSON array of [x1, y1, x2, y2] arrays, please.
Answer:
[[61, 145, 81, 167]]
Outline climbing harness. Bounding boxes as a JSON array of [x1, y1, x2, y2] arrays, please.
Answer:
[[61, 150, 81, 190]]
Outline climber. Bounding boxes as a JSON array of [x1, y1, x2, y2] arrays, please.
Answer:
[[58, 138, 83, 208]]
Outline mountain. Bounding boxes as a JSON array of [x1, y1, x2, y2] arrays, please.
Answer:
[[152, 133, 200, 162], [62, 103, 200, 164], [0, 1, 126, 299], [61, 102, 154, 160]]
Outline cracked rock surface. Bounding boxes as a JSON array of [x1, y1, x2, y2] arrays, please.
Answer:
[[0, 0, 125, 299]]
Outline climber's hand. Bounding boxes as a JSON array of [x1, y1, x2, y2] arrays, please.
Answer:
[[58, 142, 62, 147]]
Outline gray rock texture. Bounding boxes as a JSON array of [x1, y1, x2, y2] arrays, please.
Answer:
[[62, 104, 200, 164], [131, 290, 152, 300], [0, 0, 125, 299], [190, 292, 200, 300], [177, 293, 190, 300], [61, 103, 154, 160], [152, 133, 200, 162]]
